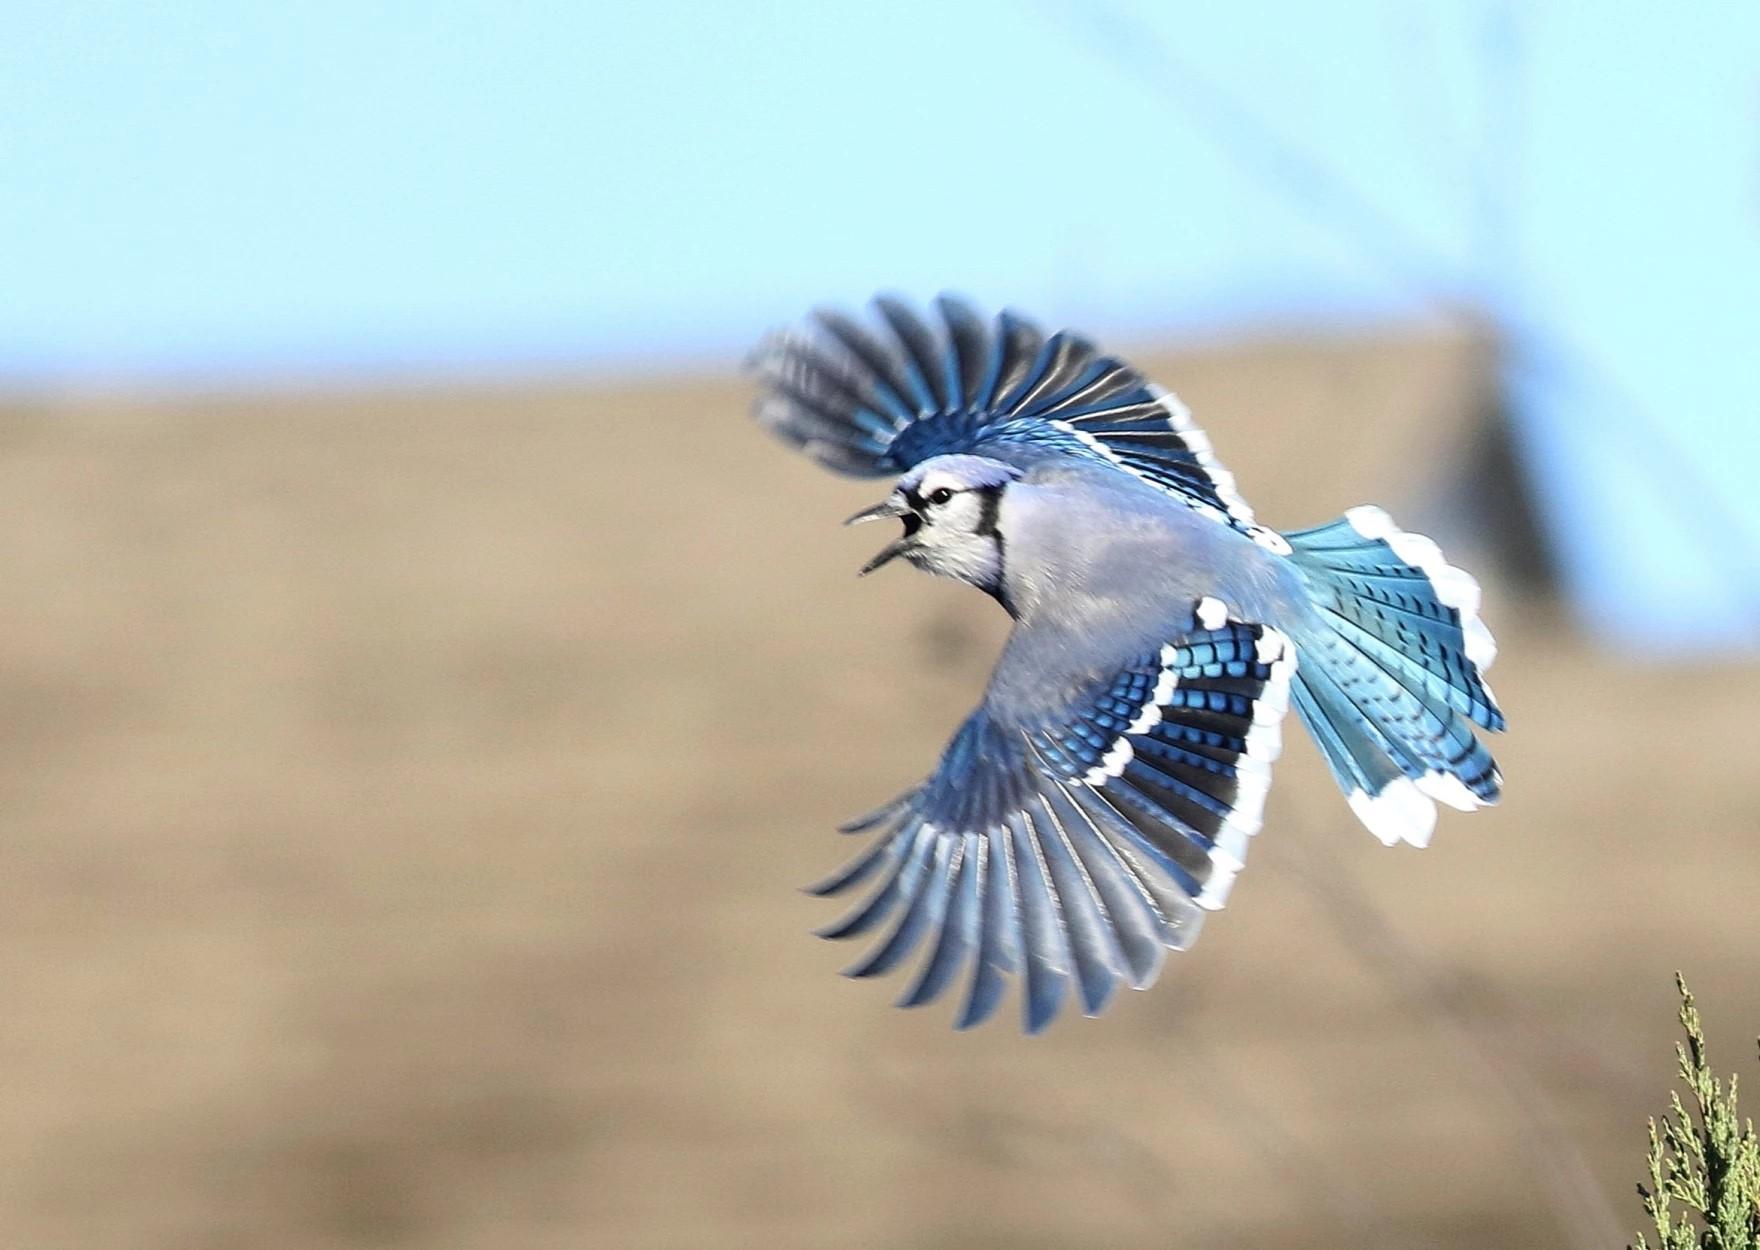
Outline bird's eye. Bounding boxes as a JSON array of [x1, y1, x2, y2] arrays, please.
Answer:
[[927, 487, 955, 506]]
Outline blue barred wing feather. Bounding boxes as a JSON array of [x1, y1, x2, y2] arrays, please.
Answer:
[[750, 294, 1289, 550], [809, 604, 1297, 1032]]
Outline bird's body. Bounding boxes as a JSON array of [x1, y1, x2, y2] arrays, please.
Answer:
[[998, 459, 1305, 634], [979, 459, 1306, 716], [749, 296, 1504, 1031]]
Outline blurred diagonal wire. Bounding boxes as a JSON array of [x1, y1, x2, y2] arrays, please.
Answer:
[[1281, 817, 1628, 1250], [1032, 0, 1760, 631], [1024, 0, 1453, 298], [1026, 4, 1645, 1245], [1162, 1013, 1380, 1231]]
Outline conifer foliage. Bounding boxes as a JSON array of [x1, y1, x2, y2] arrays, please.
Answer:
[[1632, 976, 1760, 1249]]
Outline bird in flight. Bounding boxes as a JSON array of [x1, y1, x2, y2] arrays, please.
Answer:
[[748, 295, 1504, 1032]]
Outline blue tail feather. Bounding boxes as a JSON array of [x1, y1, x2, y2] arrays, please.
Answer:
[[1290, 676, 1418, 836], [1285, 508, 1505, 847]]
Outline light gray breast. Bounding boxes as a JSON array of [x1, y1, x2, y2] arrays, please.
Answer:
[[984, 465, 1308, 723]]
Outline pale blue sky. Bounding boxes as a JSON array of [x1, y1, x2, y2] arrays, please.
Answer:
[[4, 2, 1758, 647]]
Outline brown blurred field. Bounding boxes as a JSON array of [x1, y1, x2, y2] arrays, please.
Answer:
[[2, 327, 1756, 1249]]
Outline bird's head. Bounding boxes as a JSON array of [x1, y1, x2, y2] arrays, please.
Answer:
[[845, 454, 1021, 594]]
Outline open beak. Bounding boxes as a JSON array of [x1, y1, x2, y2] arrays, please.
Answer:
[[844, 494, 916, 576], [843, 496, 908, 527]]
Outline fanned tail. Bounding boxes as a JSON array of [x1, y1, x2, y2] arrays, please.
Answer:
[[1284, 507, 1505, 847]]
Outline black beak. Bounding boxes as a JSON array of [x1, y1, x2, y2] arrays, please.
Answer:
[[845, 494, 916, 576], [843, 496, 908, 527]]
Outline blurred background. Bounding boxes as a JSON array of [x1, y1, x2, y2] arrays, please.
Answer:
[[3, 3, 1758, 1247]]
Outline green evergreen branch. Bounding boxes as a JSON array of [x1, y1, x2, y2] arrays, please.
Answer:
[[1630, 975, 1760, 1250]]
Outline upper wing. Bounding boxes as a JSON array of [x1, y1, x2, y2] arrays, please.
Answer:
[[750, 294, 1284, 547], [810, 600, 1297, 1032]]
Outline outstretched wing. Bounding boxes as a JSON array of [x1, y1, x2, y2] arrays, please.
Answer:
[[750, 294, 1285, 548], [810, 600, 1297, 1033]]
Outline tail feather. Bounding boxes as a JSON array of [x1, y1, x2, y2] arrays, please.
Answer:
[[1285, 508, 1505, 847], [1319, 600, 1500, 730], [1290, 680, 1404, 796]]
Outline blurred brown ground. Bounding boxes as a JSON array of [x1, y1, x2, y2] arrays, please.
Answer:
[[2, 326, 1756, 1250]]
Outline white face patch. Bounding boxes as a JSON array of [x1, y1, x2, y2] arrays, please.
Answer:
[[890, 462, 1009, 593]]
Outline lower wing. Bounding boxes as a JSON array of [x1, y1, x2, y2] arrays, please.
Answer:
[[809, 599, 1296, 1033]]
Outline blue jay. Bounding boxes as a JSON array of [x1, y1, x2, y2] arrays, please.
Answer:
[[749, 295, 1503, 1032]]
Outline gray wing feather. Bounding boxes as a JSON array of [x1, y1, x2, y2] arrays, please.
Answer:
[[898, 837, 981, 1008], [1028, 792, 1127, 1017], [815, 821, 930, 939], [1008, 811, 1072, 1034], [845, 836, 954, 979], [956, 830, 1021, 1030], [1071, 785, 1207, 953], [1044, 780, 1168, 990]]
